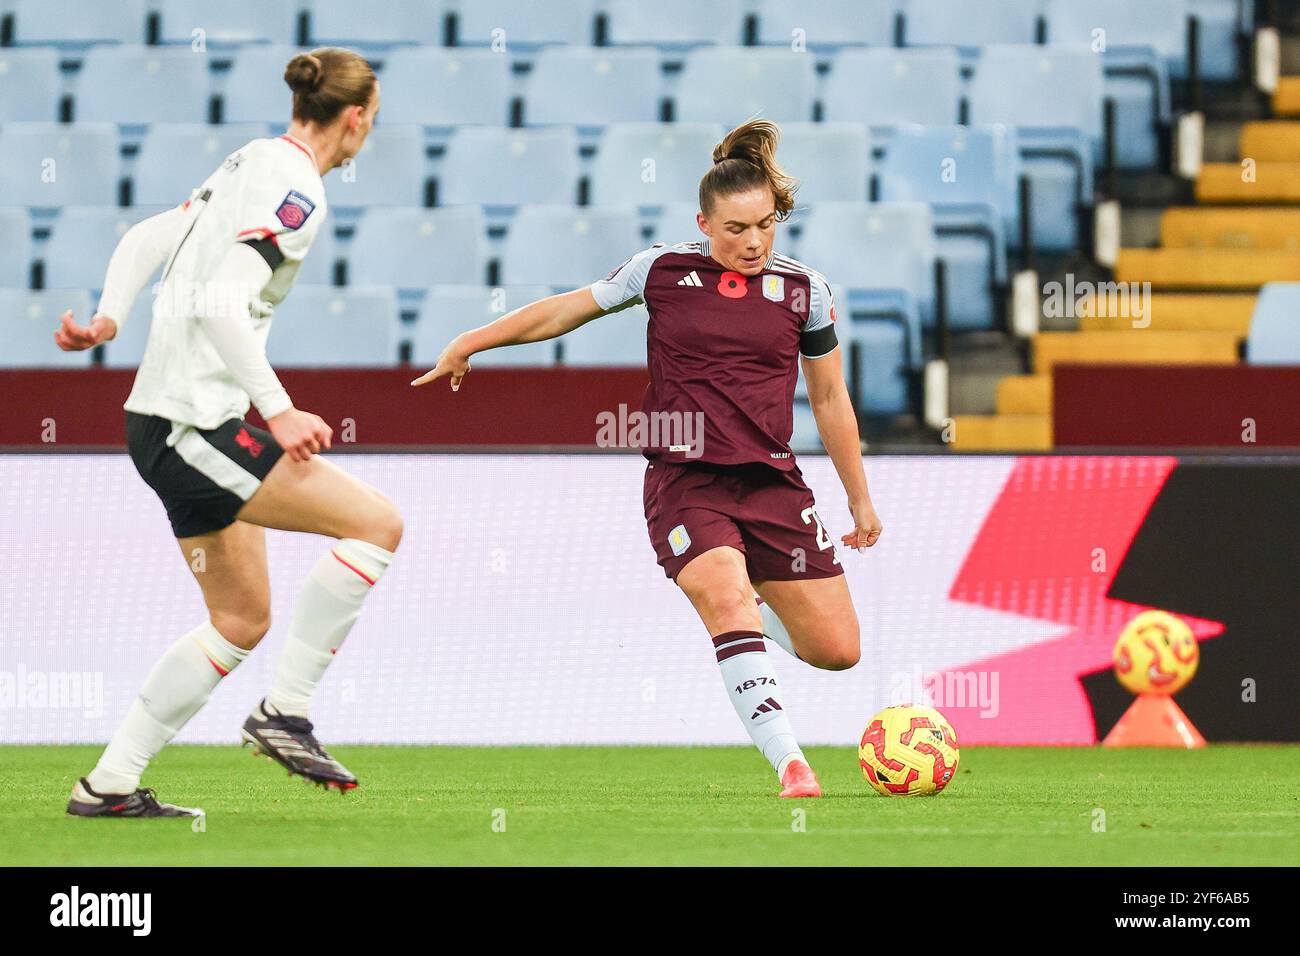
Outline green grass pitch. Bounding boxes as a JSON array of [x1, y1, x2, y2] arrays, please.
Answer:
[[3, 744, 1298, 866]]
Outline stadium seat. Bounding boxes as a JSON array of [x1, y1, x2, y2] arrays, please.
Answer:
[[1032, 330, 1239, 373], [1274, 78, 1300, 118], [221, 44, 307, 124], [674, 48, 816, 125], [822, 48, 962, 132], [310, 0, 447, 45], [1238, 121, 1300, 162], [440, 127, 581, 208], [1245, 283, 1300, 363], [605, 0, 744, 46], [1187, 0, 1243, 81], [454, 0, 597, 47], [1196, 163, 1300, 203], [524, 47, 662, 127], [1044, 0, 1185, 168], [778, 124, 870, 206], [901, 0, 1041, 49], [0, 48, 61, 123], [132, 124, 269, 206], [265, 286, 400, 366], [10, 0, 145, 44], [0, 207, 33, 288], [75, 46, 212, 125], [500, 205, 642, 288], [652, 202, 705, 245], [1116, 248, 1300, 289], [380, 48, 513, 128], [0, 288, 94, 368], [101, 291, 157, 369], [329, 125, 429, 208], [1079, 292, 1257, 336], [294, 222, 340, 287], [949, 414, 1051, 450], [1160, 207, 1300, 250], [968, 45, 1103, 251], [877, 125, 1019, 330], [43, 206, 172, 292], [0, 123, 120, 207], [560, 302, 649, 365], [349, 205, 488, 290], [797, 202, 934, 413], [412, 285, 558, 366], [755, 0, 898, 49], [590, 123, 723, 207], [995, 374, 1051, 415], [156, 0, 300, 45]]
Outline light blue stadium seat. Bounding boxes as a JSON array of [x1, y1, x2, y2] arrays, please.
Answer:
[[560, 302, 648, 365], [349, 205, 487, 289], [590, 123, 723, 207], [0, 207, 33, 288], [0, 123, 120, 207], [380, 48, 512, 128], [525, 47, 662, 127], [295, 222, 339, 286], [823, 48, 961, 133], [413, 285, 558, 366], [329, 125, 429, 208], [101, 291, 156, 369], [797, 201, 933, 410], [76, 46, 212, 125], [266, 286, 400, 366], [10, 0, 145, 44], [0, 48, 61, 123], [1246, 284, 1300, 364], [440, 127, 580, 208], [789, 398, 822, 451], [1187, 0, 1242, 81], [877, 125, 1018, 331], [0, 288, 94, 368], [222, 44, 306, 124], [310, 0, 447, 45], [675, 48, 816, 125], [779, 123, 870, 206], [44, 206, 171, 292], [157, 0, 300, 45], [902, 0, 1041, 49], [793, 282, 849, 405], [793, 296, 909, 426], [454, 0, 597, 47], [651, 202, 705, 245], [1045, 0, 1186, 168], [133, 123, 268, 206], [500, 205, 642, 288], [756, 0, 898, 49], [968, 45, 1103, 251], [606, 0, 744, 46]]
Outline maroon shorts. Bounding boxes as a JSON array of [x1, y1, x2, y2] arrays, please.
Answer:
[[643, 459, 844, 582]]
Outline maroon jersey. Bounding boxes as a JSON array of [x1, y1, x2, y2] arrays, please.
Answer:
[[589, 239, 838, 470]]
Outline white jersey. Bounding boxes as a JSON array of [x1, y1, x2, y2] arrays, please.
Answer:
[[123, 134, 328, 430]]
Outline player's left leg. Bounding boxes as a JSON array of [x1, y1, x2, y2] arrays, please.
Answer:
[[754, 574, 861, 671]]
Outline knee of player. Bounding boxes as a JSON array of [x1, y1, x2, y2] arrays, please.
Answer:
[[700, 586, 760, 631], [821, 643, 861, 671], [353, 492, 404, 551], [211, 608, 270, 649]]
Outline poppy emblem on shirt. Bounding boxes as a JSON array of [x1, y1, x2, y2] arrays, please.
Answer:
[[717, 271, 748, 299], [275, 190, 316, 230], [762, 274, 785, 302]]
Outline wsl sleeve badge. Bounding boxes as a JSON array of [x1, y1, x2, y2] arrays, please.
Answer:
[[274, 190, 316, 230]]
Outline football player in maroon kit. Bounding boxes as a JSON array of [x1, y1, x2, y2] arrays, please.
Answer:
[[414, 120, 881, 797]]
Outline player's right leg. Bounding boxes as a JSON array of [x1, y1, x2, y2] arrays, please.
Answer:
[[70, 520, 270, 818], [232, 452, 402, 790], [674, 546, 821, 798]]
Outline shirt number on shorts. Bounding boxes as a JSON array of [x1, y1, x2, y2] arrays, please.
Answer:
[[801, 506, 832, 551]]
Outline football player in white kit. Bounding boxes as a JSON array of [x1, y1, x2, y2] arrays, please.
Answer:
[[54, 49, 401, 816]]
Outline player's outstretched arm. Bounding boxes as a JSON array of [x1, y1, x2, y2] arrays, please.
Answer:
[[53, 204, 187, 351], [802, 348, 882, 551], [410, 287, 605, 391]]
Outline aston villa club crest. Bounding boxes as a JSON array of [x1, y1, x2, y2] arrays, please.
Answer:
[[668, 524, 692, 557], [275, 190, 316, 230], [762, 274, 785, 302]]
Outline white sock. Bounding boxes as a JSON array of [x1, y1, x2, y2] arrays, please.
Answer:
[[266, 538, 394, 718], [87, 621, 248, 794], [713, 630, 806, 778], [758, 598, 801, 660]]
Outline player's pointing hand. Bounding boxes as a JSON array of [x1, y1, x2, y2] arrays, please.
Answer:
[[410, 342, 471, 391]]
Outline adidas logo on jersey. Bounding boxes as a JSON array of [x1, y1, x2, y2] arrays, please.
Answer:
[[676, 271, 703, 287]]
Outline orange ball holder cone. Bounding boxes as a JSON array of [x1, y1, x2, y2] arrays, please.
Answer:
[[1102, 694, 1206, 748]]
